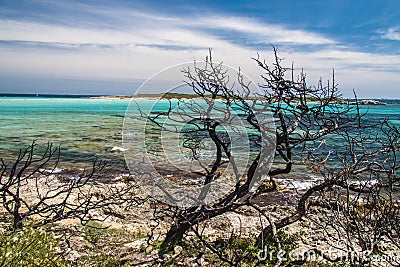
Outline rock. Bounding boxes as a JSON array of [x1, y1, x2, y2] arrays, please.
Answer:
[[124, 239, 146, 251], [183, 257, 197, 266], [111, 146, 128, 152], [149, 220, 158, 227], [66, 250, 81, 262], [145, 245, 153, 253], [235, 206, 256, 216], [174, 245, 183, 256], [349, 99, 386, 105], [197, 257, 209, 266]]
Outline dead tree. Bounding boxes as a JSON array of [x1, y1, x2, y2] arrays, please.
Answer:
[[131, 48, 400, 266], [295, 120, 400, 266], [251, 51, 399, 265], [0, 141, 143, 231], [129, 48, 363, 254], [253, 48, 361, 242]]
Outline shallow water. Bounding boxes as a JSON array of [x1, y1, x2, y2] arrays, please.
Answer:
[[0, 97, 130, 169], [1, 96, 399, 175]]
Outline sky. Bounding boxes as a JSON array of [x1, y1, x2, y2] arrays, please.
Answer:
[[0, 0, 399, 98]]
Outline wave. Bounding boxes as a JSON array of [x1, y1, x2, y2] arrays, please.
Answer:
[[111, 146, 129, 152]]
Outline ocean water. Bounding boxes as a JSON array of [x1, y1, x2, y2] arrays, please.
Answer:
[[1, 95, 399, 176], [0, 96, 130, 170]]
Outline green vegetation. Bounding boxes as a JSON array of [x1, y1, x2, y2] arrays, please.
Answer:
[[216, 231, 300, 266], [77, 221, 146, 266], [147, 231, 302, 266], [135, 92, 199, 99], [0, 220, 148, 267], [0, 213, 336, 266], [83, 221, 109, 245], [0, 226, 69, 267], [78, 254, 131, 267]]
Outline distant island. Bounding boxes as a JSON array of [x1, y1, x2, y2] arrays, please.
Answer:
[[1, 93, 400, 105], [350, 99, 386, 105], [0, 93, 108, 98]]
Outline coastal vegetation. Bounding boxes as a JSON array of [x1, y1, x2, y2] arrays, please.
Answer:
[[135, 92, 200, 99], [1, 48, 399, 266]]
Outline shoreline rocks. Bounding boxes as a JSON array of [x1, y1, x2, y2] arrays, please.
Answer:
[[349, 99, 386, 105]]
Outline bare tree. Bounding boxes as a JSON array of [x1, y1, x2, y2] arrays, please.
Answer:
[[130, 52, 275, 251], [296, 120, 400, 266], [0, 141, 143, 231], [251, 50, 399, 265], [129, 48, 399, 266], [253, 48, 359, 241], [128, 48, 363, 256]]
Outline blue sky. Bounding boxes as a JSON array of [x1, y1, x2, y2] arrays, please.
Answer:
[[0, 0, 399, 98]]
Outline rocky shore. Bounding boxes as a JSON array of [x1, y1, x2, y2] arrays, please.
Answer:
[[2, 172, 398, 266], [348, 99, 387, 105]]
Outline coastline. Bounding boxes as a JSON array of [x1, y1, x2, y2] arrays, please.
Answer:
[[1, 94, 399, 265], [9, 169, 398, 266], [2, 93, 400, 105]]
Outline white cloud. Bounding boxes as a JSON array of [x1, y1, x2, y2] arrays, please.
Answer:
[[192, 16, 335, 45], [300, 49, 400, 72], [0, 8, 399, 97], [0, 8, 336, 48], [0, 19, 150, 45], [380, 26, 400, 41]]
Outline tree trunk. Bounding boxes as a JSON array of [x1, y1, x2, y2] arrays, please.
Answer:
[[13, 207, 23, 230], [160, 221, 191, 252]]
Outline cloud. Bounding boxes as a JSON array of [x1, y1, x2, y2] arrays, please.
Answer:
[[0, 19, 150, 46], [0, 5, 399, 97], [191, 16, 335, 45], [309, 49, 400, 72], [380, 26, 400, 41], [0, 5, 337, 51]]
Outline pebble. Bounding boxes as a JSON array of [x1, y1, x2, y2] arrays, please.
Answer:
[[145, 245, 153, 253], [173, 245, 183, 255]]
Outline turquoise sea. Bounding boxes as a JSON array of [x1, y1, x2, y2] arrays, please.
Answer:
[[0, 96, 130, 171], [1, 95, 400, 176]]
